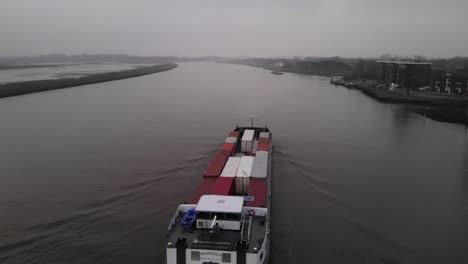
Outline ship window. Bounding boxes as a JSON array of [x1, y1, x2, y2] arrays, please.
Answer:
[[225, 213, 240, 220], [260, 252, 264, 261], [191, 251, 201, 261], [197, 212, 211, 219], [197, 221, 205, 228], [222, 253, 231, 262]]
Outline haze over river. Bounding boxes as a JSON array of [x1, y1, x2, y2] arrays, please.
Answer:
[[0, 62, 467, 264]]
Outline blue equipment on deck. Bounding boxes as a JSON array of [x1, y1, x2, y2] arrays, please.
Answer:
[[181, 208, 197, 228]]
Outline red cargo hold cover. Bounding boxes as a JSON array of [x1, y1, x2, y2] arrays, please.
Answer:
[[246, 179, 267, 207], [229, 131, 241, 138], [257, 144, 269, 151], [190, 178, 217, 203], [221, 143, 236, 155], [211, 177, 235, 195], [204, 152, 229, 177], [258, 138, 270, 151]]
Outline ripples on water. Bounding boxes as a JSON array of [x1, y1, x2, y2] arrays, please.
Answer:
[[0, 147, 213, 264], [0, 62, 467, 263]]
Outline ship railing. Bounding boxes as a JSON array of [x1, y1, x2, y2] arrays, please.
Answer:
[[240, 215, 252, 244]]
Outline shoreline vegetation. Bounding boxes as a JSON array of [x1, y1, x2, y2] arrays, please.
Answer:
[[0, 63, 177, 98]]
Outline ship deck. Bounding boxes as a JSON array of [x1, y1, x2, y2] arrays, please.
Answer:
[[167, 212, 267, 253]]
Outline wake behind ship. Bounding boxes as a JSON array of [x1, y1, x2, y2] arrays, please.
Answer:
[[166, 126, 272, 264]]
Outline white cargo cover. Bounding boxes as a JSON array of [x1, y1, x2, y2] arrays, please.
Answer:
[[220, 157, 241, 177], [225, 136, 238, 144], [236, 156, 254, 177], [251, 151, 268, 178], [196, 195, 244, 213], [235, 156, 254, 194], [259, 132, 270, 138], [241, 130, 255, 152]]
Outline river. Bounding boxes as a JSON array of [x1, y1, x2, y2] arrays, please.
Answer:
[[0, 62, 467, 264]]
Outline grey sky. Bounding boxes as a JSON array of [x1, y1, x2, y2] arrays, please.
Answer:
[[1, 0, 467, 58]]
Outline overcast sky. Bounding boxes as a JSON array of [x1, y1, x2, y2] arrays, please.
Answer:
[[1, 0, 467, 58]]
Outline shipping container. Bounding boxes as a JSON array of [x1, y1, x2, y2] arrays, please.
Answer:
[[221, 142, 236, 155], [211, 177, 235, 195], [259, 132, 270, 138], [220, 157, 241, 177], [190, 178, 217, 203], [251, 151, 268, 178], [252, 140, 258, 153], [229, 131, 241, 138], [257, 144, 269, 152], [236, 156, 254, 177], [257, 138, 270, 152], [245, 178, 267, 207], [235, 178, 250, 195], [204, 152, 229, 177], [235, 156, 254, 194], [241, 129, 255, 152], [225, 136, 238, 144]]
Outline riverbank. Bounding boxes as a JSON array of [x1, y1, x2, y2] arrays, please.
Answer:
[[330, 79, 468, 106], [413, 107, 468, 125], [223, 61, 339, 77], [331, 79, 468, 124], [0, 64, 177, 98]]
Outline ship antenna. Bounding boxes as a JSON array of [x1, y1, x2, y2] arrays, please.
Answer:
[[251, 117, 254, 128], [209, 215, 221, 239], [210, 215, 218, 229]]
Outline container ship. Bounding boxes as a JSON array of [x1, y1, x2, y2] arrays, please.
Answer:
[[166, 126, 272, 264]]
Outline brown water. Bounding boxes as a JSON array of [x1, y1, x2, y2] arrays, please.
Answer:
[[0, 62, 467, 264]]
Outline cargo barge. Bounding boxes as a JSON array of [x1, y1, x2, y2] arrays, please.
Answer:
[[166, 126, 272, 264]]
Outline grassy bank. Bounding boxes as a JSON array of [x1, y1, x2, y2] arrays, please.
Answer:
[[0, 63, 177, 98]]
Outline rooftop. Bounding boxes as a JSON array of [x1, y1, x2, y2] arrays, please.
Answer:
[[195, 195, 244, 214]]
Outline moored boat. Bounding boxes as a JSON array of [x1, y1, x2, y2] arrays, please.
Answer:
[[166, 126, 272, 264]]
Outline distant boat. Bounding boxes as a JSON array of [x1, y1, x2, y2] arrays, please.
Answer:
[[271, 71, 284, 75]]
